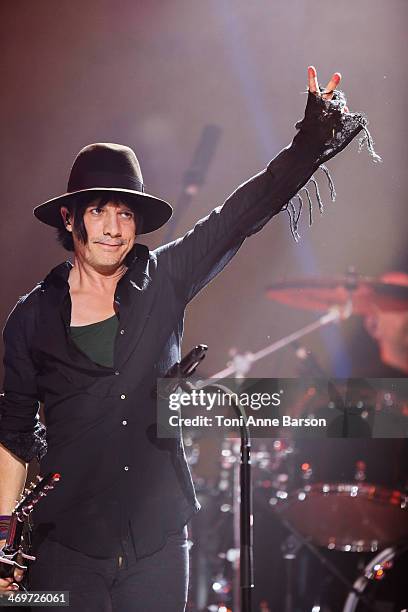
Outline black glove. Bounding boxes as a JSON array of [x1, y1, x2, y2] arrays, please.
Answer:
[[266, 88, 381, 241], [293, 87, 381, 165]]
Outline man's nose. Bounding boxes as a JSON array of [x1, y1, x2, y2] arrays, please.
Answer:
[[103, 211, 121, 236]]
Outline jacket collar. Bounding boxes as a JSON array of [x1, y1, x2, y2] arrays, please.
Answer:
[[42, 242, 151, 291]]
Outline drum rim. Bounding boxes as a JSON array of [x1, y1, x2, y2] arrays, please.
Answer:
[[275, 482, 408, 552], [342, 542, 408, 612], [278, 481, 407, 503]]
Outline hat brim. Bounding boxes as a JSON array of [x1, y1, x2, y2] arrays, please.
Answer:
[[33, 187, 173, 234]]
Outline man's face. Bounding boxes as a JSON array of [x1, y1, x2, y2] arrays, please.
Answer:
[[64, 199, 137, 273]]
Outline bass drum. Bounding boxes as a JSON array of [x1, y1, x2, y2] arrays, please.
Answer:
[[342, 544, 408, 612]]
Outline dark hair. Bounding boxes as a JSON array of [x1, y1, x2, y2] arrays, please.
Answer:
[[56, 192, 143, 251]]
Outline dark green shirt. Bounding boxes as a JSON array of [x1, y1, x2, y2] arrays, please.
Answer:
[[70, 315, 119, 368]]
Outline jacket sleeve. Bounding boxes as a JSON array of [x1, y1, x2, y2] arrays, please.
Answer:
[[154, 89, 378, 303], [0, 295, 46, 463]]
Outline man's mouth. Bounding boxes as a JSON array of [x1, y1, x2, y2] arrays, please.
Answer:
[[95, 241, 124, 247]]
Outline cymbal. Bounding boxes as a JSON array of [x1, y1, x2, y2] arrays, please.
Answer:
[[266, 275, 408, 314]]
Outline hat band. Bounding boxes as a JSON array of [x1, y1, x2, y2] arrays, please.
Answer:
[[68, 171, 145, 193]]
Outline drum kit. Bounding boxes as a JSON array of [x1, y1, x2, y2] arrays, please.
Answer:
[[186, 271, 408, 612]]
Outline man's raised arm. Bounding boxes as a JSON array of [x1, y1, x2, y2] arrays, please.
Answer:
[[155, 67, 378, 303]]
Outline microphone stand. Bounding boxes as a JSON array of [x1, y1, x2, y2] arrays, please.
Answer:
[[239, 406, 253, 612], [163, 125, 221, 243], [198, 382, 254, 612], [164, 351, 254, 612]]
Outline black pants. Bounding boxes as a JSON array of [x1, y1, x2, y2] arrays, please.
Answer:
[[28, 527, 189, 611]]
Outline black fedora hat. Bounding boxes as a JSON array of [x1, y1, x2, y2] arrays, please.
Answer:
[[33, 143, 173, 234]]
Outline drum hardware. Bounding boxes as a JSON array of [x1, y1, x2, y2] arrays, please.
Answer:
[[261, 494, 379, 612], [207, 269, 408, 380], [210, 306, 345, 380], [215, 269, 408, 385], [342, 543, 408, 612], [272, 437, 408, 554], [187, 271, 408, 610], [277, 481, 408, 553], [281, 534, 303, 612], [189, 422, 407, 609], [272, 390, 408, 552], [257, 430, 408, 605]]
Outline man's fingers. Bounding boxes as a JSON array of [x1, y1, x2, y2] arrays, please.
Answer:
[[0, 577, 19, 592], [308, 65, 319, 93], [14, 569, 24, 582], [322, 72, 341, 100]]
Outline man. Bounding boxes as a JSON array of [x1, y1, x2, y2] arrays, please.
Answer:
[[363, 272, 408, 377], [0, 67, 373, 610]]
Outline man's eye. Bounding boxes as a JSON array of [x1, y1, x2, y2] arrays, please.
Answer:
[[120, 211, 133, 219], [90, 207, 103, 215]]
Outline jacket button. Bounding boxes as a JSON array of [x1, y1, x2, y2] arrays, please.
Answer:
[[122, 420, 127, 426], [120, 394, 126, 400], [124, 466, 129, 471], [120, 329, 125, 335], [114, 371, 120, 376]]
